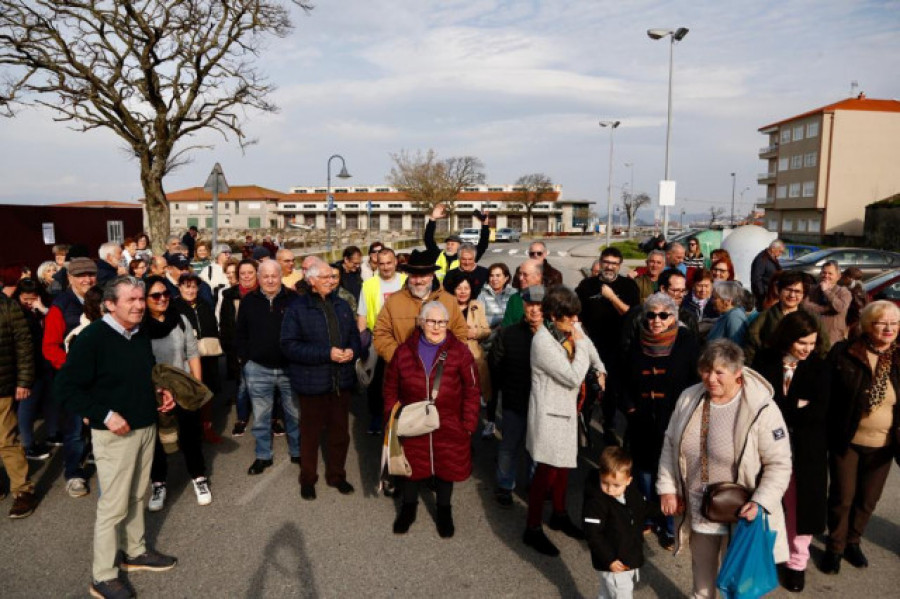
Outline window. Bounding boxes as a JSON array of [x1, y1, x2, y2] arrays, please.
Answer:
[[789, 183, 801, 198], [790, 155, 802, 169], [247, 202, 261, 210], [353, 188, 369, 193], [106, 220, 124, 243], [782, 218, 793, 232], [235, 202, 240, 214], [776, 185, 787, 199], [808, 218, 820, 233], [174, 218, 181, 224], [464, 187, 480, 192], [303, 204, 316, 209], [344, 204, 358, 209], [388, 214, 403, 230], [369, 203, 381, 208], [802, 181, 815, 197], [778, 158, 789, 171], [388, 203, 403, 208], [314, 188, 327, 193], [283, 204, 296, 209], [807, 122, 819, 137], [488, 187, 504, 192], [186, 217, 198, 228], [224, 203, 230, 210], [249, 217, 261, 228], [205, 217, 213, 228], [780, 129, 791, 143], [804, 152, 817, 167], [375, 188, 390, 193], [792, 126, 804, 141], [174, 203, 180, 210], [225, 218, 231, 224], [335, 188, 348, 194], [457, 204, 473, 209], [797, 219, 808, 232], [767, 219, 778, 231], [295, 189, 307, 194]]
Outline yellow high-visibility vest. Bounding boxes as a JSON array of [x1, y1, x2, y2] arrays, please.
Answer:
[[362, 273, 407, 331]]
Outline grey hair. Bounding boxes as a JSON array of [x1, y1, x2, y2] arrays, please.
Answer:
[[712, 281, 744, 305], [643, 292, 678, 316], [417, 300, 449, 324], [102, 276, 145, 313], [698, 339, 744, 373], [305, 257, 329, 279], [459, 242, 477, 256], [647, 249, 666, 262], [769, 239, 785, 251], [821, 259, 840, 272], [98, 241, 120, 260], [36, 261, 57, 281], [529, 240, 547, 252], [166, 235, 180, 245], [214, 244, 232, 257]]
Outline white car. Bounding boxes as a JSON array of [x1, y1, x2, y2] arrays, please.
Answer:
[[494, 227, 521, 242], [458, 228, 481, 244]]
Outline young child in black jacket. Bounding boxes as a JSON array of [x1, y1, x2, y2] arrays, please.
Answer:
[[583, 446, 661, 598]]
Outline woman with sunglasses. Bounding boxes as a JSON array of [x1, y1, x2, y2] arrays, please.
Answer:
[[143, 276, 210, 510], [623, 292, 699, 551], [684, 237, 704, 269]]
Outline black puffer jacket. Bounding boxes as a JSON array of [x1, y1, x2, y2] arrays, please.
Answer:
[[0, 296, 34, 394], [489, 319, 536, 414]]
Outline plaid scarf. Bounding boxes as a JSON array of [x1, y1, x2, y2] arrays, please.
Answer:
[[639, 322, 678, 357]]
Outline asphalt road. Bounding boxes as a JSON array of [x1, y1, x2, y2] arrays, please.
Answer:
[[1, 237, 897, 598]]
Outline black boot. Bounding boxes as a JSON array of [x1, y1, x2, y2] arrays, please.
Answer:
[[548, 511, 585, 540], [820, 550, 842, 575], [782, 568, 805, 592], [436, 505, 455, 538], [523, 527, 560, 557], [392, 502, 417, 534], [844, 544, 868, 568]]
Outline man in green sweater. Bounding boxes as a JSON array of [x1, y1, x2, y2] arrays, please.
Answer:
[[55, 276, 177, 599]]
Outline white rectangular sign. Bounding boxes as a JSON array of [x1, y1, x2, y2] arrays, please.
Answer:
[[658, 180, 676, 207], [42, 222, 56, 245]]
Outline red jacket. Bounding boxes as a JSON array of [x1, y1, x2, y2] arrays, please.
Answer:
[[383, 331, 481, 482]]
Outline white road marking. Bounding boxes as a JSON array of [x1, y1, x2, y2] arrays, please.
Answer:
[[237, 459, 291, 505]]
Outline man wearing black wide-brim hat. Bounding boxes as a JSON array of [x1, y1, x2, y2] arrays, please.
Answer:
[[373, 249, 467, 364]]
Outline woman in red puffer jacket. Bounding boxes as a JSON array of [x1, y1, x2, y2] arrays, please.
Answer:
[[383, 300, 481, 538]]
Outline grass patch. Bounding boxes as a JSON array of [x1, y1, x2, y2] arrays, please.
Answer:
[[598, 239, 645, 259]]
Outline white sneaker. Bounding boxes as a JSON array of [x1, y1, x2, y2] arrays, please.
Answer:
[[481, 422, 496, 439], [148, 483, 166, 512], [66, 477, 89, 498], [192, 477, 212, 506]]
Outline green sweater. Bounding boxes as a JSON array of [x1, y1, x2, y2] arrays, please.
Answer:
[[54, 320, 158, 430], [501, 292, 524, 327]]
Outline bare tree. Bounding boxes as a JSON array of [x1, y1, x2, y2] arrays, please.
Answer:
[[0, 0, 311, 251], [510, 173, 554, 233], [621, 190, 650, 236], [709, 206, 725, 228], [387, 150, 485, 226]]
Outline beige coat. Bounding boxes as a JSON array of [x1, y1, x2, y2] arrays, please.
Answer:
[[656, 367, 792, 563], [373, 286, 466, 363], [462, 300, 492, 399]]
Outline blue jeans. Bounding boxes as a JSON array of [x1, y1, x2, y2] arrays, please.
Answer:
[[496, 409, 531, 491], [17, 371, 58, 447], [236, 376, 252, 422], [636, 469, 674, 536], [61, 411, 86, 481], [243, 361, 300, 460]]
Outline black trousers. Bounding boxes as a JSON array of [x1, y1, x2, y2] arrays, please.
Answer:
[[827, 443, 893, 552], [366, 357, 386, 421], [402, 477, 453, 507], [151, 404, 206, 483]]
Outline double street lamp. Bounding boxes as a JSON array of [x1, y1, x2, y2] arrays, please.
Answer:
[[600, 120, 621, 248], [326, 154, 351, 256], [648, 26, 689, 240]]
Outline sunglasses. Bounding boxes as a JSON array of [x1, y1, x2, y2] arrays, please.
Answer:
[[528, 251, 544, 257], [645, 311, 672, 321], [148, 291, 171, 301]]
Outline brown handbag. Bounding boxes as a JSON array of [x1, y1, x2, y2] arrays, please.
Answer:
[[698, 395, 752, 524]]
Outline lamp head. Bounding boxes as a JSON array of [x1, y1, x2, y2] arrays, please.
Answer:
[[647, 28, 672, 40], [599, 120, 621, 129], [337, 165, 351, 179], [673, 27, 689, 41]]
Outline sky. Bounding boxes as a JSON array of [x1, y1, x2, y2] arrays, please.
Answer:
[[1, 0, 898, 221]]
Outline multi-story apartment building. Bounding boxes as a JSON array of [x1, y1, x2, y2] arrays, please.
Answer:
[[167, 183, 591, 234], [757, 94, 900, 242]]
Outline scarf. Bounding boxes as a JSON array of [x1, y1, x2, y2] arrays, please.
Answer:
[[239, 283, 257, 298], [143, 308, 182, 340], [546, 322, 575, 361], [863, 340, 897, 412], [639, 322, 678, 357]]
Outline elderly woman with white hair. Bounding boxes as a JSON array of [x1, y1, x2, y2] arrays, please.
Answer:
[[383, 300, 481, 538], [706, 281, 750, 345], [822, 300, 900, 575], [657, 339, 792, 598]]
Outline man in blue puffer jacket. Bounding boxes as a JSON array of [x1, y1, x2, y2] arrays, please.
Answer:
[[281, 257, 361, 501]]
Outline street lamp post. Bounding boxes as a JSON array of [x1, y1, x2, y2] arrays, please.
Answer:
[[648, 26, 689, 240], [600, 120, 621, 248], [730, 172, 736, 227], [326, 154, 351, 258], [624, 161, 635, 203], [203, 163, 229, 251], [739, 186, 750, 224]]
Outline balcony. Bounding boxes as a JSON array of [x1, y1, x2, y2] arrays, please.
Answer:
[[756, 196, 775, 208], [757, 171, 777, 183], [758, 143, 779, 157]]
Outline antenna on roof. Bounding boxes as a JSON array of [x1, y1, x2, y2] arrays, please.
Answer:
[[850, 80, 859, 97]]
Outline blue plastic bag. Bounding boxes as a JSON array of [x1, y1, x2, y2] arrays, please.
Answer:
[[716, 511, 778, 599]]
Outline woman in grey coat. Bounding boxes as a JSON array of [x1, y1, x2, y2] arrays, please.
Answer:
[[523, 286, 600, 558]]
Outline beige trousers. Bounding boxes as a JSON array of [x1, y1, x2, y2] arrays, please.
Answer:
[[690, 532, 728, 599], [92, 425, 156, 582], [0, 395, 33, 495]]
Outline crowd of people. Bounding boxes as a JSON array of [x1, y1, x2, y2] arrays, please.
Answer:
[[0, 215, 897, 598]]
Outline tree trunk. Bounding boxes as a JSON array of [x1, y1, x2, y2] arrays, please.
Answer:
[[141, 166, 170, 255]]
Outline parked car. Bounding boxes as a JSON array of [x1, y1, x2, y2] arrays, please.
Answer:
[[494, 227, 521, 243], [458, 228, 481, 244], [863, 268, 900, 306], [780, 247, 900, 280], [784, 243, 819, 260]]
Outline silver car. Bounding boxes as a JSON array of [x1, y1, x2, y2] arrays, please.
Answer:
[[494, 227, 521, 243], [459, 228, 481, 244]]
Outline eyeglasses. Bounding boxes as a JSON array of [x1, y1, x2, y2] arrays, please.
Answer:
[[528, 251, 544, 257], [600, 260, 621, 267], [781, 288, 804, 296], [424, 319, 448, 328], [667, 288, 687, 296], [645, 311, 672, 321], [148, 291, 170, 301], [872, 321, 899, 329], [711, 268, 729, 274]]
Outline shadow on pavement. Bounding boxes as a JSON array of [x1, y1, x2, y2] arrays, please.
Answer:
[[245, 522, 318, 598]]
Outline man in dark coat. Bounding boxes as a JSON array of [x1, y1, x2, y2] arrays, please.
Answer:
[[751, 239, 784, 308], [527, 241, 563, 288], [331, 245, 363, 303], [181, 226, 198, 259], [281, 258, 361, 500], [441, 242, 490, 298]]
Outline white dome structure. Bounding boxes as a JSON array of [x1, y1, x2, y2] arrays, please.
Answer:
[[721, 225, 778, 286]]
